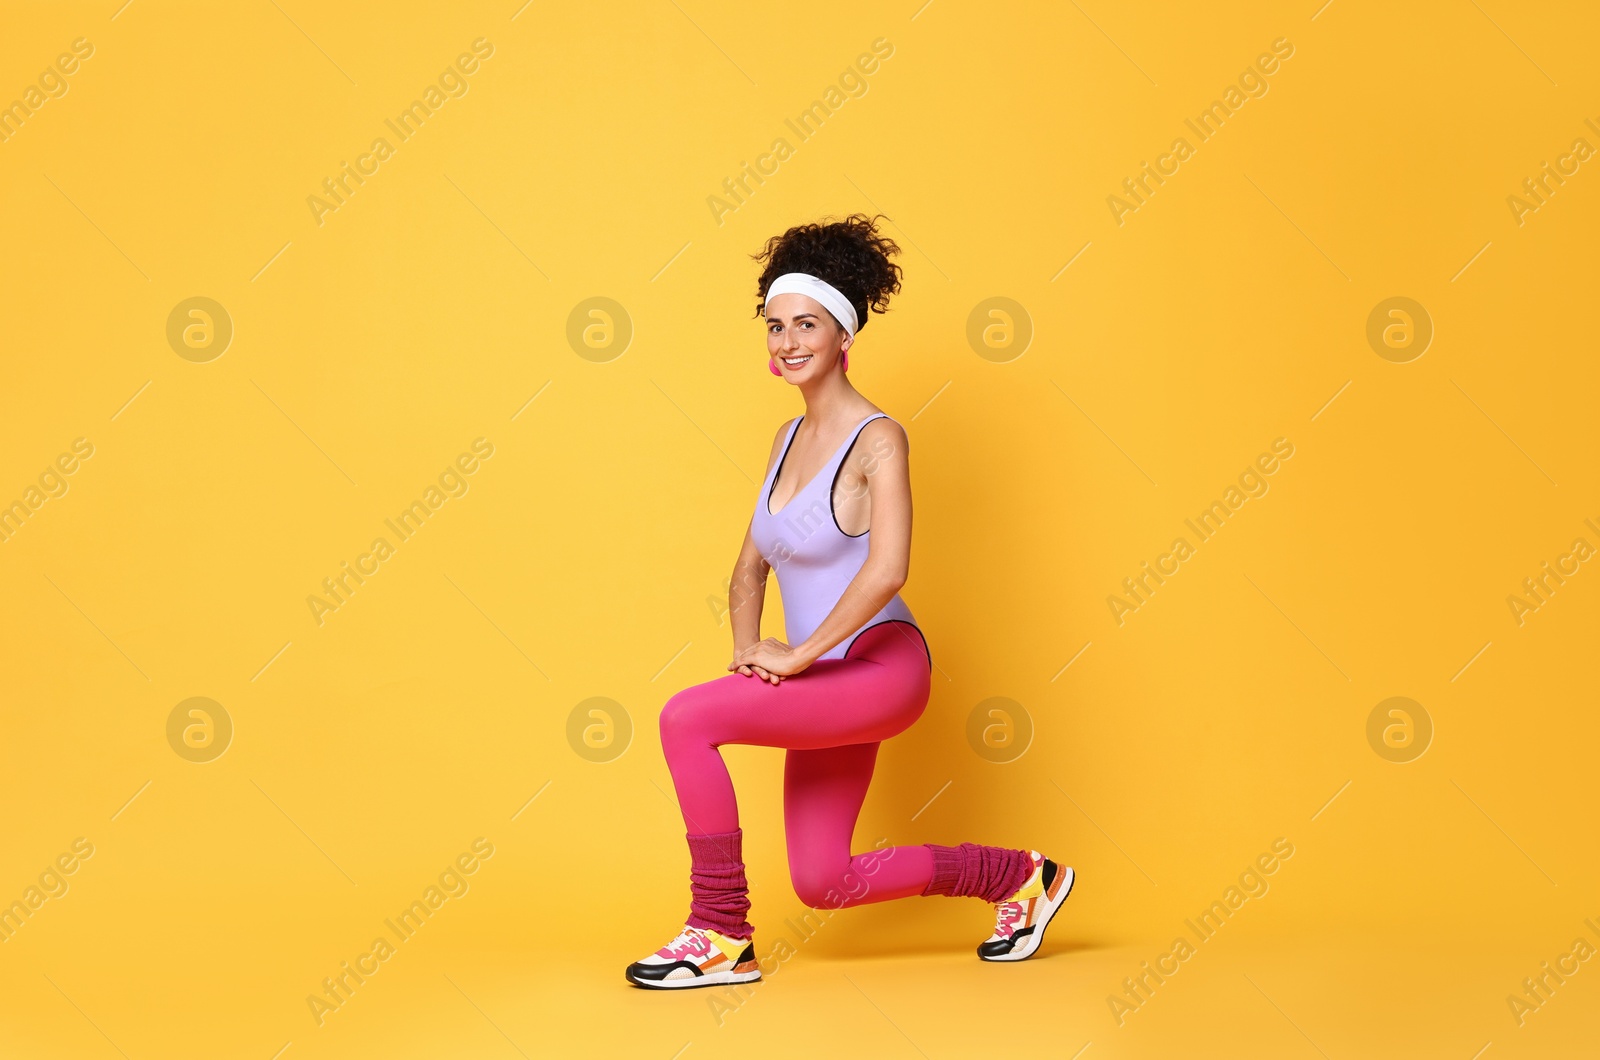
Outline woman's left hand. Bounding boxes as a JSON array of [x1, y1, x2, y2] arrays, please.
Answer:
[[734, 638, 811, 683]]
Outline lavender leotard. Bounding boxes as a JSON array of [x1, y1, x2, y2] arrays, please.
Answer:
[[748, 412, 929, 667]]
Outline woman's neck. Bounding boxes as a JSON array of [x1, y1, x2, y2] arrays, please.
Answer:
[[797, 372, 870, 426]]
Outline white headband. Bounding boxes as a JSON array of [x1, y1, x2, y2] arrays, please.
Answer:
[[763, 272, 859, 340]]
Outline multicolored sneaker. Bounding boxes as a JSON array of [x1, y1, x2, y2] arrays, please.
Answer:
[[977, 851, 1074, 962], [625, 925, 761, 989]]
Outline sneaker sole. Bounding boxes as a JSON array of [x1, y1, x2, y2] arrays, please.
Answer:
[[625, 962, 762, 990], [979, 865, 1075, 963]]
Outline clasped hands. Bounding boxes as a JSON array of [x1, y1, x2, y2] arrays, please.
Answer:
[[728, 637, 813, 684]]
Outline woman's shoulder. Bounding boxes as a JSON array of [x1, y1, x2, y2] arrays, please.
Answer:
[[850, 412, 908, 467], [857, 410, 906, 443]]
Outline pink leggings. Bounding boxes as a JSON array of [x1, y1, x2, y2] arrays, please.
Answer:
[[659, 621, 1033, 937]]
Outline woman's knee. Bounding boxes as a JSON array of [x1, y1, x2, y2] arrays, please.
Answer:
[[658, 689, 692, 743], [790, 863, 864, 909], [659, 683, 718, 745], [789, 869, 838, 910]]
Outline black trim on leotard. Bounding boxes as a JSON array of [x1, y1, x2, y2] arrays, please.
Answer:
[[765, 415, 804, 516], [842, 618, 933, 673], [828, 414, 886, 538]]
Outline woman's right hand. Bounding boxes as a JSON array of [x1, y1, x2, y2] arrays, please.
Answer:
[[728, 650, 783, 684]]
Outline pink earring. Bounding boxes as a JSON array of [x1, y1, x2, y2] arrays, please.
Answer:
[[840, 347, 850, 372], [769, 357, 782, 376]]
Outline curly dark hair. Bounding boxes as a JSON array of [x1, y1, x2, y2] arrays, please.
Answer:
[[751, 213, 903, 333]]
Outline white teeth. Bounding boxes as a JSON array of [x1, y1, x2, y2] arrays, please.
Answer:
[[782, 355, 811, 366]]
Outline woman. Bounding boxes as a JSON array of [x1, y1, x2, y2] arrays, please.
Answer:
[[625, 215, 1073, 989]]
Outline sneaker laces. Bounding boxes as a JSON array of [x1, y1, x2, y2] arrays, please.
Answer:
[[660, 927, 712, 961], [993, 901, 1025, 939]]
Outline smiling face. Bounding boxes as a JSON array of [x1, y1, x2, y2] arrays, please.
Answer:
[[764, 292, 850, 380]]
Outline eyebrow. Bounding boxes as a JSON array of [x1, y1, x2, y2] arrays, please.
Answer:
[[768, 312, 818, 322]]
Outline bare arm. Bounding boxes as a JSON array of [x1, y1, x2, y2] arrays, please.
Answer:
[[792, 418, 911, 664], [726, 522, 774, 675], [725, 420, 795, 683]]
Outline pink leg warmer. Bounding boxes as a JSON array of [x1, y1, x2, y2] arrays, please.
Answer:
[[684, 827, 754, 939], [921, 842, 1035, 904]]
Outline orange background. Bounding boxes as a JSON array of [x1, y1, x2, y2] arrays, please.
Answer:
[[1, 1, 1597, 1056]]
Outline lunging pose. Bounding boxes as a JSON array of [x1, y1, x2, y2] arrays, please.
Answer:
[[626, 214, 1073, 990]]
